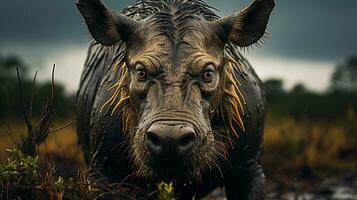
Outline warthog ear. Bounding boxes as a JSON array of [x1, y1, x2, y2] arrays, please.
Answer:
[[76, 0, 138, 46], [214, 0, 275, 47]]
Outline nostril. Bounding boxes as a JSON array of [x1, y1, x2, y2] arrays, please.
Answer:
[[179, 133, 195, 147], [146, 123, 196, 158], [147, 132, 161, 147]]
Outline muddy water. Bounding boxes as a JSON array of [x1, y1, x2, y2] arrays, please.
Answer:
[[204, 175, 357, 200]]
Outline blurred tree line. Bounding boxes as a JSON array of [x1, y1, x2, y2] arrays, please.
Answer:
[[0, 54, 75, 120], [264, 56, 357, 121]]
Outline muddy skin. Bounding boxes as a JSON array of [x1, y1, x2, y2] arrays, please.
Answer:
[[76, 0, 274, 199]]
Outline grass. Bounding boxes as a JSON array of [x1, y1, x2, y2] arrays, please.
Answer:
[[0, 114, 356, 198], [157, 182, 176, 200], [263, 114, 357, 190], [0, 121, 83, 167], [0, 146, 151, 200]]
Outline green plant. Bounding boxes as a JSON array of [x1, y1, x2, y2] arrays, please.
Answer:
[[0, 148, 39, 187], [0, 147, 148, 200], [157, 181, 176, 200]]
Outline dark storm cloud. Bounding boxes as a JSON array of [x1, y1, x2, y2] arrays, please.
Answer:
[[263, 0, 357, 61], [1, 0, 357, 61], [0, 0, 134, 44], [205, 0, 357, 61]]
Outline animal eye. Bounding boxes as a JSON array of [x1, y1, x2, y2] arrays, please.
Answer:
[[201, 64, 215, 82], [137, 70, 147, 79], [202, 71, 214, 82], [135, 64, 148, 81]]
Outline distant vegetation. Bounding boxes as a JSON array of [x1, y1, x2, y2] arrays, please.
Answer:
[[264, 56, 357, 121], [0, 55, 75, 119], [264, 81, 357, 121]]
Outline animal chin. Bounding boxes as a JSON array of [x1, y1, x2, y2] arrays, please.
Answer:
[[132, 149, 197, 180], [154, 148, 215, 179], [147, 152, 193, 174], [150, 164, 196, 181]]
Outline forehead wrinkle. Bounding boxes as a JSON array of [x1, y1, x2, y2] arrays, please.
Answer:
[[130, 10, 218, 77], [130, 38, 172, 72], [144, 54, 165, 72], [127, 0, 219, 75], [186, 52, 214, 71]]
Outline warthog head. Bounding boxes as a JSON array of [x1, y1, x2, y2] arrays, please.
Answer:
[[77, 0, 274, 180]]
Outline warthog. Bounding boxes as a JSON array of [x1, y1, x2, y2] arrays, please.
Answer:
[[76, 0, 274, 199]]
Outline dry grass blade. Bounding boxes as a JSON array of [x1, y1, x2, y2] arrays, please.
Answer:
[[20, 65, 55, 156]]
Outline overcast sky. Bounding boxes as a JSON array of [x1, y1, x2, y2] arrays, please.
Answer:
[[1, 0, 356, 92]]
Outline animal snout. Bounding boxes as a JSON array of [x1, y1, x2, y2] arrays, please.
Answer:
[[146, 122, 196, 158]]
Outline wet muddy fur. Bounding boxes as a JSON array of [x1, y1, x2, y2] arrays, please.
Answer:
[[76, 0, 274, 199]]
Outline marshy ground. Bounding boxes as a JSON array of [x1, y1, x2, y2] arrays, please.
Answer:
[[1, 116, 356, 199]]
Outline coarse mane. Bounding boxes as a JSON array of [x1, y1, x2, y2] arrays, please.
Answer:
[[124, 0, 219, 43], [123, 0, 219, 21], [101, 0, 246, 150]]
